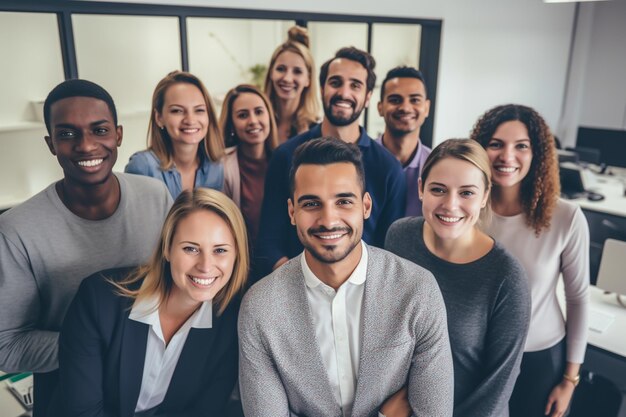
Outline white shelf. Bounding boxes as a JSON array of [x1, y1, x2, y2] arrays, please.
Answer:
[[0, 122, 43, 133]]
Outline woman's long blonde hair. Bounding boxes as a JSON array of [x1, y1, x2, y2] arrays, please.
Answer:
[[264, 26, 320, 135], [148, 71, 224, 170], [112, 188, 249, 315]]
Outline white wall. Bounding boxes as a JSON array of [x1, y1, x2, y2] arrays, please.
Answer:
[[557, 0, 626, 149], [85, 0, 576, 144]]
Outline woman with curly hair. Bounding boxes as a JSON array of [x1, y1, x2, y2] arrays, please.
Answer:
[[264, 26, 320, 142], [471, 104, 589, 417]]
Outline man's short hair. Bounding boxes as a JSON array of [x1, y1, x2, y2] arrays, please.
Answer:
[[380, 66, 428, 101], [289, 137, 366, 197], [319, 47, 377, 92], [44, 79, 118, 134]]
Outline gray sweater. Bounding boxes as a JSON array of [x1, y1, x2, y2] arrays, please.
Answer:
[[0, 173, 172, 373], [385, 217, 530, 417]]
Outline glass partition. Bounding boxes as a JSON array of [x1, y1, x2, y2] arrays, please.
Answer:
[[0, 12, 65, 206], [188, 17, 294, 109], [368, 23, 421, 137], [307, 21, 369, 126], [72, 14, 181, 170]]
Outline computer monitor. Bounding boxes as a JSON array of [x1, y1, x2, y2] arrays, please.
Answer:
[[576, 126, 626, 168], [596, 239, 626, 297]]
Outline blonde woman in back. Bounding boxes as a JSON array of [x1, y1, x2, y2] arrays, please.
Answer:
[[264, 26, 320, 142]]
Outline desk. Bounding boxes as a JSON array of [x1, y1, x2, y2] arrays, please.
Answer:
[[575, 174, 626, 218], [569, 173, 626, 283], [558, 284, 626, 417], [580, 286, 626, 357]]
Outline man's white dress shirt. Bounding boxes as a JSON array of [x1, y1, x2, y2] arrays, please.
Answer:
[[301, 241, 369, 417]]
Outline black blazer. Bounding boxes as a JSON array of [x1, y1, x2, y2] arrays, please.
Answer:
[[51, 267, 239, 417]]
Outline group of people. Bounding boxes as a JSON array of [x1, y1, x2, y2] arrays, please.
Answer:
[[0, 25, 589, 417]]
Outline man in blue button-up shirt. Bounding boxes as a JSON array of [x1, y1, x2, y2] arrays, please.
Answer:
[[255, 47, 406, 278]]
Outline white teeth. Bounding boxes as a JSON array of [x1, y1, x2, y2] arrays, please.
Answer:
[[247, 128, 261, 134], [318, 234, 343, 240], [190, 276, 217, 286], [77, 159, 103, 167], [182, 128, 199, 133], [437, 215, 461, 223], [496, 167, 517, 173], [335, 102, 352, 108]]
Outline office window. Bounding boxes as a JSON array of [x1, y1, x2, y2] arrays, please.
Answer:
[[0, 12, 64, 204], [0, 12, 64, 126], [369, 23, 421, 137], [188, 17, 294, 109], [72, 14, 181, 170]]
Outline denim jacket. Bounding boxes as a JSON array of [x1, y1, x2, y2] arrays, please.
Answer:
[[124, 150, 224, 198]]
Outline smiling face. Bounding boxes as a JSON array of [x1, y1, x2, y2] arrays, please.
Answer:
[[377, 77, 430, 137], [270, 50, 310, 102], [322, 58, 372, 127], [45, 96, 122, 187], [156, 82, 209, 148], [166, 209, 237, 310], [288, 162, 371, 266], [231, 92, 271, 147], [486, 120, 533, 190], [419, 157, 489, 241]]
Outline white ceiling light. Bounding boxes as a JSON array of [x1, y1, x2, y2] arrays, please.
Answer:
[[544, 0, 611, 3]]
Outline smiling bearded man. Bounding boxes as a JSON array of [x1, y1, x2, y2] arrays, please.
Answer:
[[254, 46, 407, 280]]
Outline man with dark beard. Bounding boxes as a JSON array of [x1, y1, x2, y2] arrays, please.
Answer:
[[376, 66, 432, 216], [255, 47, 406, 277], [239, 138, 453, 417]]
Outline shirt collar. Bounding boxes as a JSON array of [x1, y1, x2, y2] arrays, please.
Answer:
[[377, 134, 423, 169], [301, 241, 368, 290], [129, 295, 213, 329]]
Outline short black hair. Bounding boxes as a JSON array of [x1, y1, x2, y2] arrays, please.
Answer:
[[44, 79, 118, 134], [319, 47, 376, 92], [289, 137, 366, 197], [380, 66, 427, 101]]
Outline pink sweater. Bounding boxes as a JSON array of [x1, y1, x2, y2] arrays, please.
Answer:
[[486, 199, 589, 363]]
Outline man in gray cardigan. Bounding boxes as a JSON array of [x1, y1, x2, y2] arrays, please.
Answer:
[[238, 137, 453, 417]]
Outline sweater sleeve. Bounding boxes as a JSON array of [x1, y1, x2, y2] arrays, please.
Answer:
[[0, 231, 59, 373], [561, 207, 590, 363], [453, 259, 531, 417], [408, 275, 455, 417]]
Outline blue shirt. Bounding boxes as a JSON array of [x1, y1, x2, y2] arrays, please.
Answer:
[[255, 123, 406, 278], [375, 135, 432, 217], [125, 150, 224, 199]]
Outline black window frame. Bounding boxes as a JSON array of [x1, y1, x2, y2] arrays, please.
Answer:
[[0, 0, 441, 146]]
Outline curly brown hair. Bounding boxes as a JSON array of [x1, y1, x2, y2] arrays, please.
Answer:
[[470, 104, 560, 235]]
